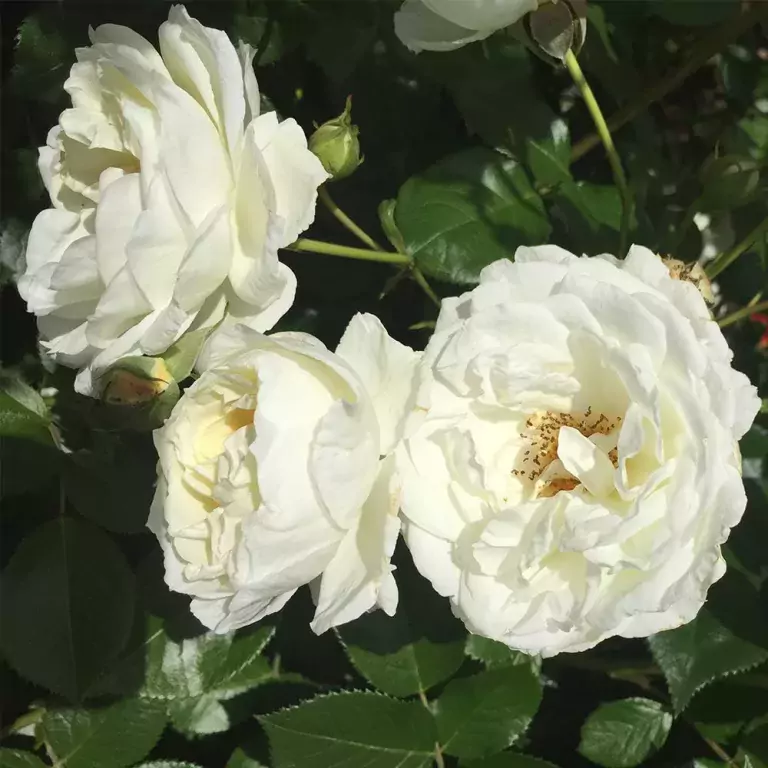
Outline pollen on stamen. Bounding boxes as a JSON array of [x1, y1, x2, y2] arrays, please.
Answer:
[[511, 408, 623, 498]]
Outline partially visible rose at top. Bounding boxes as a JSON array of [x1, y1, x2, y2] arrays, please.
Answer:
[[19, 5, 328, 396], [395, 0, 543, 52]]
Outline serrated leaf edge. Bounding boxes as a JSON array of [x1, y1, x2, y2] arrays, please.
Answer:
[[648, 637, 768, 714], [40, 699, 167, 767], [334, 629, 429, 699], [258, 688, 437, 767], [258, 687, 403, 724]]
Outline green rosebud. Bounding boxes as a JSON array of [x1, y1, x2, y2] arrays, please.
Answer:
[[309, 96, 362, 181], [100, 356, 180, 430]]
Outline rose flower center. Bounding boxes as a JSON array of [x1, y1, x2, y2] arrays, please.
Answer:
[[512, 408, 623, 498]]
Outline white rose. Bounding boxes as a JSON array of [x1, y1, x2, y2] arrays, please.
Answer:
[[148, 314, 419, 634], [395, 0, 541, 52], [397, 245, 759, 656], [18, 5, 328, 396]]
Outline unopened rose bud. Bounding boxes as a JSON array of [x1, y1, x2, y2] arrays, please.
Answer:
[[309, 96, 362, 181], [662, 257, 715, 304], [102, 357, 174, 405], [100, 356, 179, 430]]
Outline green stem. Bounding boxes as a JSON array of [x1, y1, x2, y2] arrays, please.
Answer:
[[707, 216, 768, 279], [411, 266, 441, 308], [319, 187, 384, 251], [287, 238, 410, 266], [571, 5, 768, 162], [718, 298, 768, 329], [564, 49, 632, 257], [316, 186, 442, 308]]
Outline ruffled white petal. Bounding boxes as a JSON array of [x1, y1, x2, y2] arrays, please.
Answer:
[[398, 243, 758, 655], [311, 456, 401, 633], [20, 4, 323, 393], [336, 313, 421, 454]]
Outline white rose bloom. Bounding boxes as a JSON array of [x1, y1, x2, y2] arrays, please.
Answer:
[[397, 245, 759, 656], [395, 0, 540, 52], [148, 314, 419, 634], [18, 5, 328, 396]]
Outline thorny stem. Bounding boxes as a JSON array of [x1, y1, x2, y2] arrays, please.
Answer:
[[570, 5, 768, 162], [707, 216, 768, 280], [564, 50, 632, 257]]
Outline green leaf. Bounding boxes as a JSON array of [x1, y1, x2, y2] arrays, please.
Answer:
[[395, 147, 550, 284], [527, 119, 572, 187], [434, 665, 543, 759], [462, 754, 560, 768], [378, 199, 408, 255], [0, 750, 48, 768], [226, 748, 268, 768], [549, 181, 625, 255], [62, 433, 157, 534], [0, 518, 135, 701], [260, 691, 438, 768], [420, 38, 555, 152], [338, 560, 466, 697], [94, 613, 274, 734], [687, 678, 768, 743], [41, 698, 167, 768], [649, 570, 768, 712], [340, 611, 465, 697], [163, 627, 275, 734], [0, 374, 53, 445], [465, 635, 539, 671], [578, 698, 673, 768], [697, 156, 761, 213], [136, 764, 204, 768], [11, 14, 72, 106], [743, 722, 768, 768]]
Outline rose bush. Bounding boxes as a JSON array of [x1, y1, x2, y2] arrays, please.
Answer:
[[18, 4, 327, 396], [4, 2, 768, 765], [149, 313, 419, 634], [395, 0, 542, 52], [396, 245, 760, 655]]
